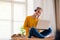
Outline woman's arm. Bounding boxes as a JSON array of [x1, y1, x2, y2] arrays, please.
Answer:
[[24, 16, 31, 36], [24, 16, 30, 30]]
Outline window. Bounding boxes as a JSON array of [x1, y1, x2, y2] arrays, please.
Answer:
[[13, 22, 24, 34], [14, 4, 26, 21], [0, 21, 11, 39], [0, 0, 26, 39], [0, 1, 11, 39], [0, 1, 11, 20]]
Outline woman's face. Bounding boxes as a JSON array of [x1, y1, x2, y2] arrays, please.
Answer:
[[35, 9, 42, 18]]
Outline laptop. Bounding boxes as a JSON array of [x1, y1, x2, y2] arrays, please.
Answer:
[[36, 19, 51, 30]]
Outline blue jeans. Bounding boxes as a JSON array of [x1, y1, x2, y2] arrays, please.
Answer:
[[28, 27, 52, 38]]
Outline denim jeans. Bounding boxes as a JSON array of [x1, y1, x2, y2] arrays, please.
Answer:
[[28, 27, 52, 38]]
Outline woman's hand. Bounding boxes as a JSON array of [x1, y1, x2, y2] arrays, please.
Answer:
[[29, 28, 31, 31]]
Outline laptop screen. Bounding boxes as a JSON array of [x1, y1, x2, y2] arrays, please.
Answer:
[[36, 19, 51, 29]]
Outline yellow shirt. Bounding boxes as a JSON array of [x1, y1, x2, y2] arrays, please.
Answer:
[[24, 16, 38, 36]]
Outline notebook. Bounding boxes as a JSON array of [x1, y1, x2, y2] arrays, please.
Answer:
[[36, 19, 51, 29]]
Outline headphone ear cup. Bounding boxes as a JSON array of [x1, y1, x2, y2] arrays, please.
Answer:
[[34, 9, 37, 12]]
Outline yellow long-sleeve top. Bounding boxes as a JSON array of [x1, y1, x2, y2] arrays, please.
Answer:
[[24, 16, 38, 36]]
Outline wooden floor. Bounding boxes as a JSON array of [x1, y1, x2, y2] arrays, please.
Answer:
[[11, 37, 54, 40], [11, 34, 54, 40]]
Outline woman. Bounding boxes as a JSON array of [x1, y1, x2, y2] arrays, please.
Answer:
[[24, 7, 52, 38]]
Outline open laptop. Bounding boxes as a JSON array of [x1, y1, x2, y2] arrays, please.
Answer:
[[36, 19, 51, 30]]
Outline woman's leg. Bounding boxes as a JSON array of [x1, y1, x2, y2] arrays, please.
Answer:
[[40, 28, 52, 36], [28, 27, 44, 38]]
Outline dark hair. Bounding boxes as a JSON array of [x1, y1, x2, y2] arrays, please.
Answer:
[[34, 7, 42, 12]]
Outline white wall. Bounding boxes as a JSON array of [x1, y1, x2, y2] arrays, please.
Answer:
[[34, 0, 56, 36]]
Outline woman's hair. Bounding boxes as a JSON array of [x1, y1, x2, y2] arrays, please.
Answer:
[[34, 7, 42, 12]]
